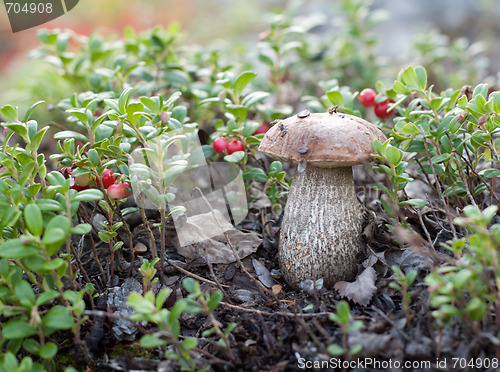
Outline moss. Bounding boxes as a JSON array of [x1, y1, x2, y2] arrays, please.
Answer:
[[109, 341, 155, 360], [53, 353, 81, 372]]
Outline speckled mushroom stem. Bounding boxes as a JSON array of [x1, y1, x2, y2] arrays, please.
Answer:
[[279, 165, 364, 289]]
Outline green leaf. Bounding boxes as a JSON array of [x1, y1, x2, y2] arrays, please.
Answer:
[[242, 91, 269, 108], [98, 230, 111, 243], [415, 66, 427, 90], [42, 305, 74, 331], [233, 71, 257, 98], [22, 338, 41, 354], [327, 344, 344, 356], [401, 66, 420, 90], [0, 239, 38, 259], [326, 91, 344, 106], [66, 109, 90, 124], [27, 120, 38, 141], [87, 149, 99, 167], [42, 228, 66, 246], [349, 343, 363, 356], [208, 291, 223, 312], [72, 189, 104, 202], [53, 131, 88, 142], [1, 105, 18, 121], [24, 101, 45, 122], [104, 99, 121, 114], [182, 277, 198, 293], [140, 97, 160, 113], [269, 161, 283, 175], [163, 161, 188, 188], [15, 281, 36, 308], [466, 297, 486, 321], [39, 342, 58, 359], [182, 337, 198, 350], [224, 151, 245, 163], [155, 288, 171, 310], [335, 301, 350, 324], [2, 122, 27, 138], [71, 223, 92, 235], [24, 204, 44, 236], [385, 146, 403, 166], [140, 334, 167, 348], [43, 215, 71, 255], [2, 319, 36, 339], [479, 169, 500, 178], [118, 87, 135, 114], [46, 171, 67, 187], [36, 290, 60, 306], [472, 83, 488, 99], [243, 167, 268, 182], [242, 121, 260, 137], [36, 199, 64, 212], [399, 199, 425, 208]]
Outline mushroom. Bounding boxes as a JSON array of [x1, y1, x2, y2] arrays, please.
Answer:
[[258, 111, 387, 289]]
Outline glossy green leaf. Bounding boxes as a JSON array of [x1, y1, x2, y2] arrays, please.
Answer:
[[0, 239, 38, 259], [233, 71, 257, 98], [42, 305, 74, 331], [39, 342, 58, 359], [24, 204, 44, 236], [2, 319, 36, 339], [72, 189, 104, 202]]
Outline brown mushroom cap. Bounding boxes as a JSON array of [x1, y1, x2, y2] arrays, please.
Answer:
[[258, 112, 387, 168]]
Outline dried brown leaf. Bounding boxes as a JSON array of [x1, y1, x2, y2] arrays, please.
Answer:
[[334, 267, 377, 306]]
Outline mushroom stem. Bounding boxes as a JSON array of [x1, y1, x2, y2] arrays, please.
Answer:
[[279, 165, 363, 289]]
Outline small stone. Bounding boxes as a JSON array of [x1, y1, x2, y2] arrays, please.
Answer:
[[298, 147, 308, 154], [233, 289, 255, 303]]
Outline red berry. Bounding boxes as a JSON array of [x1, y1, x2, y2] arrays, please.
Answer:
[[107, 182, 131, 201], [213, 137, 229, 153], [374, 100, 394, 120], [60, 166, 73, 179], [227, 140, 245, 155], [253, 124, 271, 135], [71, 184, 90, 192], [358, 88, 377, 107], [98, 169, 116, 189], [75, 173, 93, 187]]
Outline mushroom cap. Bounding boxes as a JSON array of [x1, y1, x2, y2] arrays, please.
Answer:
[[258, 112, 387, 168]]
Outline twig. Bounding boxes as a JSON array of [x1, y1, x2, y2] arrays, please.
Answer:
[[444, 131, 478, 208], [88, 231, 107, 284], [167, 259, 230, 288], [220, 301, 332, 318], [416, 207, 434, 249], [70, 245, 92, 289], [419, 126, 457, 238], [294, 312, 330, 355], [203, 243, 229, 298], [366, 244, 391, 270], [257, 311, 275, 352]]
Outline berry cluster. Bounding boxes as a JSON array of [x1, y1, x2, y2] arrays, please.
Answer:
[[358, 88, 394, 120], [212, 124, 270, 155], [60, 167, 131, 201]]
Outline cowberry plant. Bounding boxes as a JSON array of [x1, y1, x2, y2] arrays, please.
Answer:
[[328, 301, 364, 360], [0, 102, 102, 370], [127, 277, 235, 371], [389, 266, 418, 324], [425, 206, 499, 340], [0, 0, 499, 368], [369, 66, 499, 221]]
